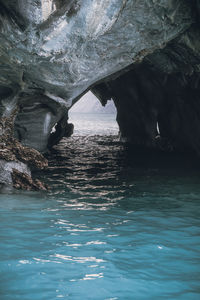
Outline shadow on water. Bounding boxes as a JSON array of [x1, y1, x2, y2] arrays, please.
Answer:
[[34, 134, 200, 212], [1, 133, 200, 300]]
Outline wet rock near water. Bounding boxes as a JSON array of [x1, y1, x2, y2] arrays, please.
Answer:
[[92, 61, 200, 154], [0, 111, 48, 190], [0, 112, 48, 169], [0, 159, 31, 186], [11, 168, 48, 191]]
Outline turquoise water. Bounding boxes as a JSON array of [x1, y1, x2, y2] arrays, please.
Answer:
[[0, 113, 200, 299]]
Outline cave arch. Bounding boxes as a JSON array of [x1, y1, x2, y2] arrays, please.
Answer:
[[68, 91, 118, 136], [1, 0, 200, 190]]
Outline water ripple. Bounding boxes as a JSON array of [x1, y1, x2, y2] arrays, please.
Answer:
[[1, 114, 200, 299]]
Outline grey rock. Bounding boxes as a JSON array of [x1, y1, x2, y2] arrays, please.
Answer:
[[92, 59, 200, 153], [0, 0, 194, 106], [0, 159, 31, 186], [14, 93, 67, 152]]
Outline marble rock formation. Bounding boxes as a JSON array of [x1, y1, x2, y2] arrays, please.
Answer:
[[0, 0, 200, 188], [92, 25, 200, 153], [0, 110, 48, 190]]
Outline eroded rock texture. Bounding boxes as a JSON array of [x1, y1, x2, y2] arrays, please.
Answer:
[[0, 0, 200, 188], [0, 109, 48, 189], [92, 22, 200, 153], [14, 92, 73, 152]]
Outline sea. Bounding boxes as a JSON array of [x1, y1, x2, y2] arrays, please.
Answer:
[[0, 112, 200, 299]]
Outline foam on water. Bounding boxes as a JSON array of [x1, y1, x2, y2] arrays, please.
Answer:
[[0, 113, 200, 299]]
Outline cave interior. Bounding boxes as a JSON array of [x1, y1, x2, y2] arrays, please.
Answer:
[[0, 0, 200, 189]]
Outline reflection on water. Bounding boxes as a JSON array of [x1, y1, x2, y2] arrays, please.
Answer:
[[0, 113, 200, 299]]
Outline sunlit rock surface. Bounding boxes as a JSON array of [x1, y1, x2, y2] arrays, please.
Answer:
[[0, 0, 200, 188], [0, 1, 194, 111]]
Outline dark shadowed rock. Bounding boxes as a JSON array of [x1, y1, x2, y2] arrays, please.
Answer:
[[11, 168, 48, 191], [92, 58, 200, 154]]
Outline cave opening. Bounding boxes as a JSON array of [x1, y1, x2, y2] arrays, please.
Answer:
[[68, 91, 118, 137], [1, 1, 200, 298]]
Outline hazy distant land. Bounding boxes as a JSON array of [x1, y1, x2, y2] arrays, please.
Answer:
[[70, 91, 117, 114]]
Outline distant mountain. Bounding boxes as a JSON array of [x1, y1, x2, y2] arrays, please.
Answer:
[[70, 91, 117, 114]]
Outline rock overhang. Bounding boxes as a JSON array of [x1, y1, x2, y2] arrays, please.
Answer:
[[0, 0, 195, 108]]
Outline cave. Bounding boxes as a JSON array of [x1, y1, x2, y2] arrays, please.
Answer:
[[0, 0, 200, 187], [1, 1, 200, 298]]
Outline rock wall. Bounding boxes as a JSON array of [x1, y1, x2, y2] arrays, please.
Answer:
[[0, 110, 48, 190], [92, 23, 200, 154]]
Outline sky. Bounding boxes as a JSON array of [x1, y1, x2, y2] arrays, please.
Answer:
[[70, 91, 117, 114]]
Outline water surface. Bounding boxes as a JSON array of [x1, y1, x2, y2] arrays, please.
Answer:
[[0, 113, 200, 299]]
